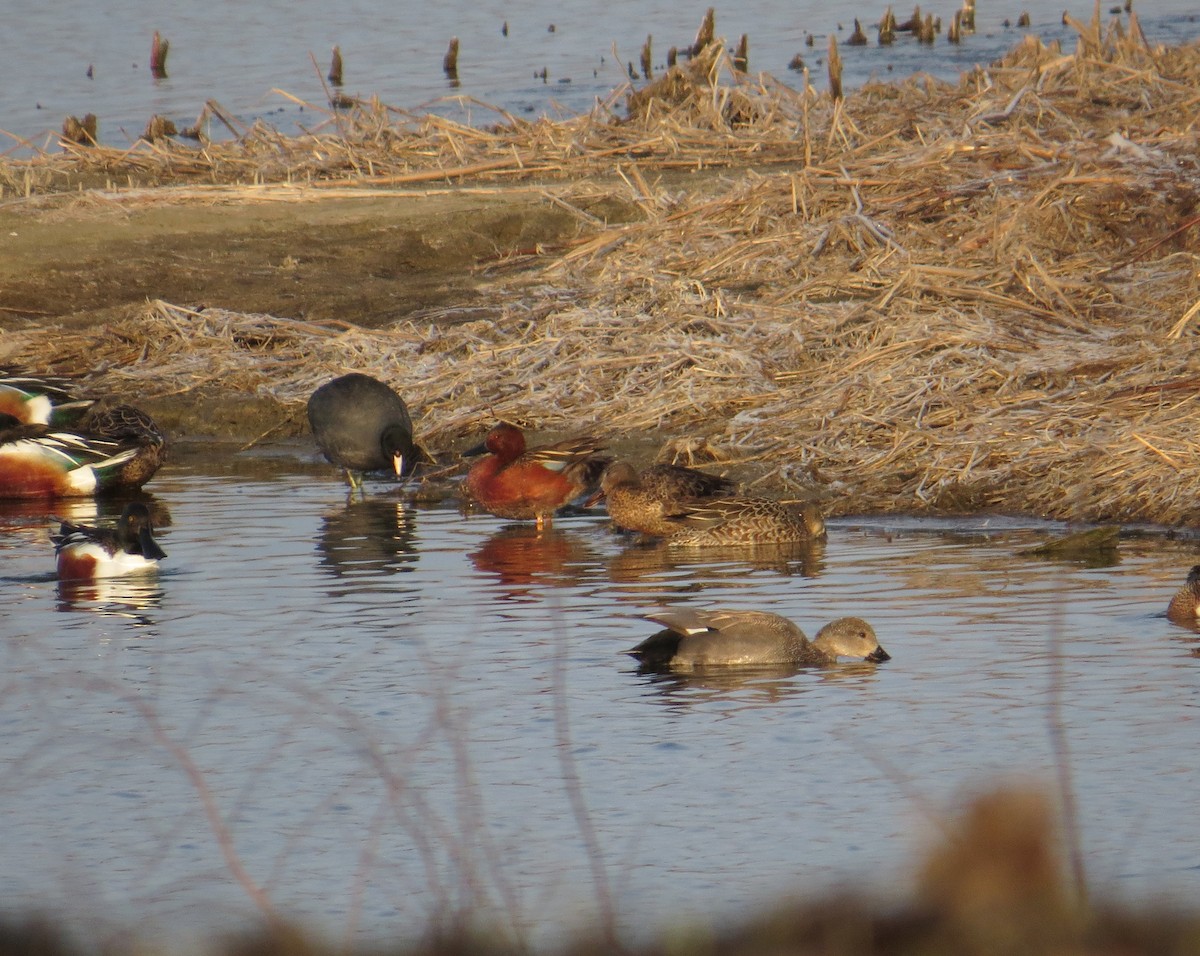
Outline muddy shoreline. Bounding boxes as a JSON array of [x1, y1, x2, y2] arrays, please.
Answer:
[[0, 184, 631, 444]]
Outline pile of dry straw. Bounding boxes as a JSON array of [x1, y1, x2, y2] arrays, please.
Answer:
[[5, 8, 1200, 523]]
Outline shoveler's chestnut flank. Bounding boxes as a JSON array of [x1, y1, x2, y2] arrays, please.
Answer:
[[630, 608, 889, 668], [1167, 565, 1200, 623], [463, 422, 610, 529], [0, 423, 141, 499], [52, 502, 167, 579], [0, 373, 94, 427], [662, 494, 827, 546], [307, 373, 424, 490], [594, 460, 739, 536]]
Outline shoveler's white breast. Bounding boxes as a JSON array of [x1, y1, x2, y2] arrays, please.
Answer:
[[0, 389, 52, 424], [56, 540, 159, 579]]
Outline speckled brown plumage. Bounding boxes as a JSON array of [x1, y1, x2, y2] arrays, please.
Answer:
[[80, 403, 167, 492], [598, 460, 738, 536], [1167, 565, 1200, 623], [662, 494, 826, 546]]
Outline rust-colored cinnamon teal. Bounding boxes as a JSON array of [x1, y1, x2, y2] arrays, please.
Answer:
[[463, 421, 609, 530]]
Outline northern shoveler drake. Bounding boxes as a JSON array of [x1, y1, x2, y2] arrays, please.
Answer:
[[0, 423, 146, 499], [659, 494, 827, 546], [592, 460, 739, 536], [307, 373, 425, 490], [1167, 565, 1200, 623], [51, 502, 167, 579], [79, 403, 167, 491], [0, 372, 94, 427], [462, 421, 610, 530], [629, 609, 889, 668]]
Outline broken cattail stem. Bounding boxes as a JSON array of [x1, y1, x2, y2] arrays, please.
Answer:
[[827, 34, 843, 101], [879, 7, 896, 45], [733, 34, 748, 72], [150, 31, 169, 78], [848, 19, 868, 45], [898, 4, 920, 31], [328, 46, 343, 85], [641, 35, 653, 79], [443, 37, 459, 78], [62, 114, 98, 146], [142, 115, 177, 142], [691, 8, 715, 56]]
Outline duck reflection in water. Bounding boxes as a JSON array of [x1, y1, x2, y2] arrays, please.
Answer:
[[606, 536, 825, 586], [469, 524, 599, 602], [0, 495, 99, 530], [633, 658, 886, 704], [0, 490, 170, 534], [56, 575, 165, 625], [316, 497, 418, 584]]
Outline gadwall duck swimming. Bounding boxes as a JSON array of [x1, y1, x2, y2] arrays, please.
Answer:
[[51, 502, 167, 579], [1167, 565, 1200, 623], [308, 373, 425, 489], [662, 494, 826, 546], [595, 460, 738, 535], [463, 422, 610, 530], [629, 609, 888, 668]]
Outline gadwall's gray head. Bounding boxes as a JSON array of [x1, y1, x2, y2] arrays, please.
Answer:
[[810, 616, 889, 663]]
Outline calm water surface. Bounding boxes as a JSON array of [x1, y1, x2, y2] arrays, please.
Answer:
[[3, 0, 1199, 150], [1, 446, 1199, 949]]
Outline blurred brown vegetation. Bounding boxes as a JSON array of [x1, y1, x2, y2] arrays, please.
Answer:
[[3, 789, 1199, 956]]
